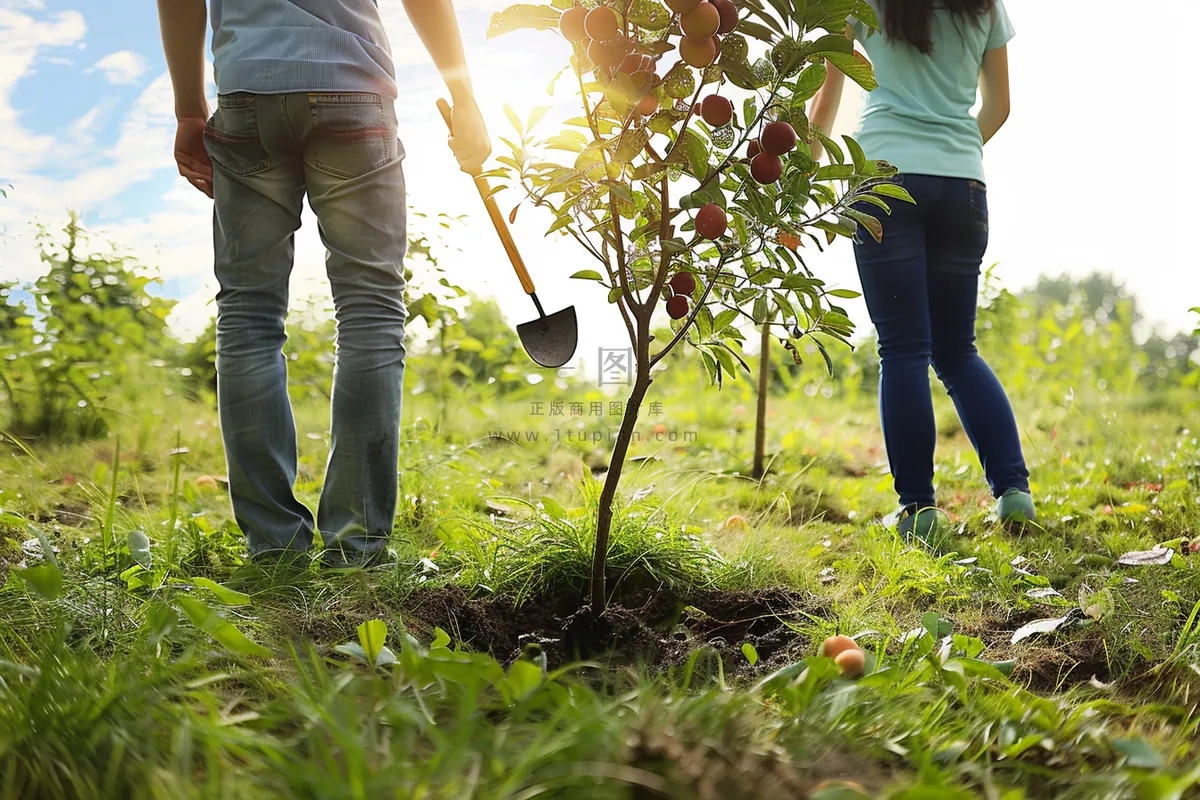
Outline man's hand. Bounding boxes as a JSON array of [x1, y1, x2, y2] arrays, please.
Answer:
[[175, 116, 213, 197], [448, 95, 491, 175]]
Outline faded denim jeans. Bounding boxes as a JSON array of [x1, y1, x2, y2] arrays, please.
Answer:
[[204, 91, 407, 564]]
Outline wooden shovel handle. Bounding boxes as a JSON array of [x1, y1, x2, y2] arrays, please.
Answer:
[[437, 98, 536, 295]]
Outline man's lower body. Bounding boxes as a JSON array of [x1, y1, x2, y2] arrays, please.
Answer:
[[852, 174, 1031, 518], [204, 91, 407, 566]]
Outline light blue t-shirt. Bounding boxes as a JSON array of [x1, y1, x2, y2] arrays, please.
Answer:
[[210, 0, 398, 98], [850, 1, 1015, 183]]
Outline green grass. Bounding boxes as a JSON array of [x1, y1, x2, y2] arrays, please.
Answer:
[[3, 350, 1200, 799]]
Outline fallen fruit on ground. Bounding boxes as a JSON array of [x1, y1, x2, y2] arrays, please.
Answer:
[[820, 634, 859, 659], [835, 648, 866, 678], [558, 5, 588, 41], [760, 120, 798, 155], [699, 95, 733, 127], [694, 203, 727, 239], [679, 35, 718, 68], [722, 514, 749, 530], [750, 151, 783, 183], [584, 6, 619, 40], [681, 1, 720, 38], [666, 295, 690, 320], [713, 0, 738, 33], [669, 271, 697, 295]]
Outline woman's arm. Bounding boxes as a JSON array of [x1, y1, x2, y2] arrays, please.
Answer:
[[808, 64, 846, 161], [807, 25, 853, 161], [977, 45, 1010, 144]]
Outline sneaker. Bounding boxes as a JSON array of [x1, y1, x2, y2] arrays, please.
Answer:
[[894, 505, 947, 545], [997, 489, 1037, 527]]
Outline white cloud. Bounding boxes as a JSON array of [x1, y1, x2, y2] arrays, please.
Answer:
[[88, 49, 147, 84]]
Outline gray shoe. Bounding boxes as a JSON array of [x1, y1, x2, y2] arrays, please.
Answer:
[[997, 489, 1037, 528]]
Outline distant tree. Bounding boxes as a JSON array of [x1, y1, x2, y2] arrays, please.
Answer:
[[1, 214, 174, 440]]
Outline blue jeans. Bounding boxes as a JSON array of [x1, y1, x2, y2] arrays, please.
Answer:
[[853, 174, 1029, 509], [205, 91, 407, 562]]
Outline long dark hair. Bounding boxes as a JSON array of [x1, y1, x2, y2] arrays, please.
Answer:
[[877, 0, 995, 55]]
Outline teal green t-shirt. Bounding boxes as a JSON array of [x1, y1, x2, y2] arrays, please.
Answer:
[[850, 1, 1015, 183]]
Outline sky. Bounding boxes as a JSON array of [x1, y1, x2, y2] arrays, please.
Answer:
[[1, 0, 1197, 379]]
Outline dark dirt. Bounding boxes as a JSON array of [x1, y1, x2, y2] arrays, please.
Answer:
[[961, 609, 1123, 693], [404, 585, 823, 677]]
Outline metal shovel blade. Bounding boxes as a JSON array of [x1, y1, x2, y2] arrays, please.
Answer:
[[516, 306, 578, 368]]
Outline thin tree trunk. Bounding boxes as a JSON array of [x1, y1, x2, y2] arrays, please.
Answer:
[[590, 371, 652, 612], [753, 323, 771, 479]]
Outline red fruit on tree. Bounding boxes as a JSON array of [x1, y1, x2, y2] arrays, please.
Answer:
[[637, 92, 659, 116], [681, 1, 719, 38], [760, 120, 798, 155], [588, 38, 627, 69], [750, 151, 783, 184], [679, 35, 718, 68], [618, 52, 643, 73], [665, 0, 702, 13], [711, 33, 722, 59], [669, 271, 697, 295], [559, 5, 588, 41], [699, 95, 733, 127], [695, 203, 727, 239], [713, 0, 738, 34], [666, 295, 690, 319], [746, 138, 762, 159], [584, 6, 619, 40]]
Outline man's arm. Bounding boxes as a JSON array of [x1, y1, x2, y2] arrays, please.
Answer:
[[157, 0, 213, 196], [400, 0, 491, 173], [158, 0, 208, 118]]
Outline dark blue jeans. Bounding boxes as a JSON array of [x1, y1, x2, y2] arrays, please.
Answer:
[[853, 174, 1029, 509], [205, 92, 408, 561]]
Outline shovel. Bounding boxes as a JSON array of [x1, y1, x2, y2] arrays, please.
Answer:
[[437, 98, 578, 369]]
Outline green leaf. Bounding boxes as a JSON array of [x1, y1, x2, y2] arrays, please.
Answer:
[[741, 642, 759, 665], [843, 135, 867, 173], [791, 62, 828, 104], [809, 33, 853, 55], [1114, 737, 1167, 769], [570, 270, 605, 281], [191, 577, 251, 607], [506, 659, 544, 701], [526, 104, 552, 132], [870, 183, 915, 203], [504, 103, 523, 137], [358, 619, 388, 668], [850, 0, 880, 30], [177, 596, 273, 658], [845, 208, 883, 243], [547, 215, 574, 235], [814, 164, 854, 181], [540, 496, 566, 519], [713, 309, 739, 334], [145, 601, 178, 643], [827, 288, 860, 299], [127, 528, 151, 569], [15, 564, 62, 600], [824, 50, 878, 91], [431, 627, 452, 650], [681, 131, 710, 178], [487, 4, 561, 38]]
